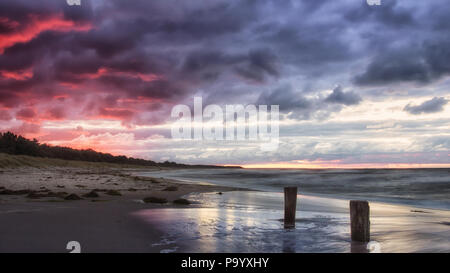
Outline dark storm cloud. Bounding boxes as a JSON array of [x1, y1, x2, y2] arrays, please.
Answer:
[[0, 0, 362, 114], [234, 49, 279, 82], [0, 0, 93, 25], [344, 0, 415, 28], [98, 76, 186, 100], [353, 1, 450, 86], [354, 41, 450, 86], [1, 0, 449, 122], [1, 0, 449, 166], [354, 51, 429, 85], [0, 0, 61, 20], [325, 86, 362, 106], [0, 30, 71, 72], [0, 0, 268, 110], [182, 51, 241, 75], [105, 0, 260, 38], [182, 48, 279, 83], [257, 85, 311, 112], [258, 24, 352, 66], [404, 97, 448, 115], [257, 85, 361, 120]]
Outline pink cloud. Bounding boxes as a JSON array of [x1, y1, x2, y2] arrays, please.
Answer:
[[0, 68, 33, 80], [43, 107, 66, 120], [0, 110, 12, 121], [0, 14, 92, 54], [16, 107, 37, 121]]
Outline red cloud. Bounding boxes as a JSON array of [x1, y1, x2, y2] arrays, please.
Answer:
[[8, 122, 41, 139], [0, 68, 33, 80], [97, 107, 135, 120], [44, 107, 66, 120], [0, 110, 12, 121], [0, 14, 92, 54], [16, 107, 37, 121]]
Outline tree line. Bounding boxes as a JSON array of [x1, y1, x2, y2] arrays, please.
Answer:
[[0, 131, 224, 168]]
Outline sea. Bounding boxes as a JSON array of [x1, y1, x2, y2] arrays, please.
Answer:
[[138, 168, 450, 210], [132, 168, 450, 253]]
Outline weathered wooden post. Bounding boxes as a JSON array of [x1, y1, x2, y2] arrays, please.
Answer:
[[284, 187, 297, 228], [350, 200, 370, 242]]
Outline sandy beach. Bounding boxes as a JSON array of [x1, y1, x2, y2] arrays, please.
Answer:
[[0, 162, 236, 253], [0, 157, 449, 253]]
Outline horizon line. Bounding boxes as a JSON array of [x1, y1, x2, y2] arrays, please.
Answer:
[[230, 163, 450, 169]]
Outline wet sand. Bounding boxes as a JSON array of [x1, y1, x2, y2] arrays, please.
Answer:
[[134, 191, 450, 253]]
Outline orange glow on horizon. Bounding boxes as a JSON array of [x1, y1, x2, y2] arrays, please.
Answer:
[[233, 162, 450, 169]]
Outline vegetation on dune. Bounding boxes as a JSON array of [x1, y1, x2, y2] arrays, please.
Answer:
[[0, 131, 160, 166], [0, 152, 152, 169], [0, 131, 239, 169]]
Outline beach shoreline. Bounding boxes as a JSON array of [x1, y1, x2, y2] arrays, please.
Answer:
[[1, 165, 449, 253], [0, 165, 240, 253]]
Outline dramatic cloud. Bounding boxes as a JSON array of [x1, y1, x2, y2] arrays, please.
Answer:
[[404, 97, 448, 115], [257, 85, 362, 120], [16, 108, 36, 121], [325, 86, 362, 106], [354, 41, 450, 86], [0, 110, 12, 121], [0, 0, 448, 166], [352, 1, 450, 86]]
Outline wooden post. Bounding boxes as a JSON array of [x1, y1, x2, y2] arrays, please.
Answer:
[[350, 200, 370, 242], [284, 187, 297, 228]]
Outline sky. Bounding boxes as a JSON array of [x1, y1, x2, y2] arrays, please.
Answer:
[[0, 0, 449, 168]]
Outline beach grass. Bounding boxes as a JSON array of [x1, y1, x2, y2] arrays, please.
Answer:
[[0, 153, 155, 169]]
